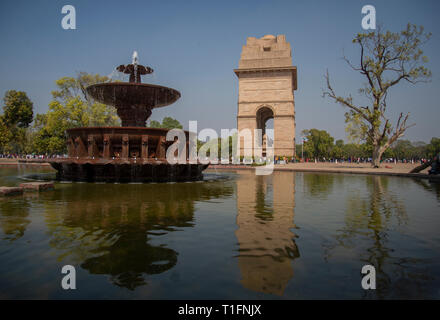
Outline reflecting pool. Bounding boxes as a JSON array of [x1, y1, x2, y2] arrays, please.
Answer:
[[0, 166, 439, 299]]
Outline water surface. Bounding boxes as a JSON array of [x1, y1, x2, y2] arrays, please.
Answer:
[[0, 166, 439, 299]]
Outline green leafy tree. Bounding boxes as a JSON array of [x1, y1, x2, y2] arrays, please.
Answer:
[[0, 90, 34, 153], [33, 73, 120, 154], [161, 117, 183, 129], [302, 129, 334, 160], [426, 137, 440, 158], [295, 144, 303, 159], [2, 90, 33, 128], [148, 117, 183, 129], [411, 141, 428, 159], [0, 116, 11, 153], [149, 120, 162, 128], [392, 140, 413, 160], [324, 24, 432, 167], [342, 143, 361, 159], [331, 139, 345, 159]]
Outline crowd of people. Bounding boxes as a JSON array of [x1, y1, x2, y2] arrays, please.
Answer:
[[299, 157, 432, 165]]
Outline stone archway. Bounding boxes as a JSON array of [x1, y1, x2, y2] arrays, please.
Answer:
[[256, 106, 274, 137], [256, 106, 274, 156], [235, 34, 297, 157]]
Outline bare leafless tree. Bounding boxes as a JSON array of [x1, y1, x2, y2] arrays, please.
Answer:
[[324, 24, 431, 167]]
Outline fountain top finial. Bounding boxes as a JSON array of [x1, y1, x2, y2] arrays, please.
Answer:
[[117, 51, 153, 83]]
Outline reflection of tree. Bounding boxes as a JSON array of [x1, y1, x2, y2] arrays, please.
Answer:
[[303, 173, 334, 198], [236, 171, 299, 296], [324, 176, 436, 299], [43, 180, 233, 290], [412, 178, 440, 201], [0, 198, 31, 241]]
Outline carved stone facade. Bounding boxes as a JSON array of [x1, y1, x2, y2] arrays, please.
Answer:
[[234, 34, 297, 157]]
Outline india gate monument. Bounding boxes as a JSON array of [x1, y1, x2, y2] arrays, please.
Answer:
[[235, 34, 297, 158]]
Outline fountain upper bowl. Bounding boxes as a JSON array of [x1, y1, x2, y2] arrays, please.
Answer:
[[86, 82, 181, 108]]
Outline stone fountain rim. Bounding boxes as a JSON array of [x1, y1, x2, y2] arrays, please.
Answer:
[[65, 126, 188, 133], [87, 82, 181, 94]]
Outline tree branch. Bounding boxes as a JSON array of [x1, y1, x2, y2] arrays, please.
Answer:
[[323, 70, 370, 122]]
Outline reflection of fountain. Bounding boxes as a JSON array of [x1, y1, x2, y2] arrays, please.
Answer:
[[235, 171, 299, 296], [0, 199, 31, 241], [80, 226, 178, 290], [49, 52, 208, 182], [43, 179, 234, 290]]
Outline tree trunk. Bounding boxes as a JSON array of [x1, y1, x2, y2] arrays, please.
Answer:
[[410, 160, 432, 173], [372, 145, 384, 168]]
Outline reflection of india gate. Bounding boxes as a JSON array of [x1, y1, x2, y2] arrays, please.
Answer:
[[235, 171, 299, 296], [235, 34, 297, 157]]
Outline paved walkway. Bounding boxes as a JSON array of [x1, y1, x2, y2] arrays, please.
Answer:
[[0, 159, 50, 166], [209, 162, 440, 181], [278, 162, 428, 173]]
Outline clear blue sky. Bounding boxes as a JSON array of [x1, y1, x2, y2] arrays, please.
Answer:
[[0, 0, 439, 142]]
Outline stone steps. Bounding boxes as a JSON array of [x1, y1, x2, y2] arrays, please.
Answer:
[[0, 187, 24, 196], [0, 182, 55, 196], [19, 182, 55, 191]]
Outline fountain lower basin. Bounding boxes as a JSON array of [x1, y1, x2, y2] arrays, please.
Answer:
[[49, 127, 208, 182]]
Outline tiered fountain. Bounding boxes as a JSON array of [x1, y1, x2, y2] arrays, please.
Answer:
[[49, 52, 208, 182]]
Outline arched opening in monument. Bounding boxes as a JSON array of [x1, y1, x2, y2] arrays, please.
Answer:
[[256, 107, 274, 157]]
